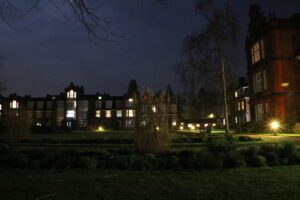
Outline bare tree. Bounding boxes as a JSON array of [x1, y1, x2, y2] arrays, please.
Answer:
[[0, 0, 123, 41], [135, 88, 171, 154], [176, 0, 238, 133]]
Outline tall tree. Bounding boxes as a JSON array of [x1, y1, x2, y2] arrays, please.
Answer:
[[127, 79, 139, 97], [176, 0, 238, 133]]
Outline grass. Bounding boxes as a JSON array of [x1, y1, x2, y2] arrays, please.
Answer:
[[0, 166, 300, 200]]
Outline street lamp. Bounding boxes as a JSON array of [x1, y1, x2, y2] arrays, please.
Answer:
[[270, 121, 280, 136]]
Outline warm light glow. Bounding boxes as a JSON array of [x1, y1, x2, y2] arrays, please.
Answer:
[[270, 121, 279, 130], [188, 124, 192, 128], [98, 96, 102, 100], [196, 124, 200, 128], [281, 82, 289, 87], [36, 122, 42, 127], [98, 126, 104, 131], [152, 106, 156, 113], [172, 121, 177, 126], [204, 123, 208, 127], [156, 126, 160, 131], [128, 98, 133, 102], [190, 125, 195, 130], [212, 123, 216, 127], [208, 114, 215, 119], [179, 126, 184, 130]]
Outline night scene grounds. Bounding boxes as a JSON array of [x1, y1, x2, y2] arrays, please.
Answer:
[[0, 1, 300, 200]]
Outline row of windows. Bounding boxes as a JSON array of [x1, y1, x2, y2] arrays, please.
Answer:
[[95, 109, 135, 118]]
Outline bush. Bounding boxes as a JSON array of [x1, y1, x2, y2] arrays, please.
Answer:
[[238, 136, 261, 142], [83, 156, 99, 169], [293, 123, 300, 133], [223, 152, 246, 168], [248, 155, 267, 167], [277, 142, 299, 165], [259, 145, 279, 166], [238, 122, 265, 133]]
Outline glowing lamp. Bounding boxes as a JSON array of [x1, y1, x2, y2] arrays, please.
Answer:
[[179, 126, 184, 130], [270, 121, 280, 136], [98, 126, 104, 131]]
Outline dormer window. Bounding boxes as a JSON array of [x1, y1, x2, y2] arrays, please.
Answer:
[[67, 90, 77, 99], [10, 100, 19, 109]]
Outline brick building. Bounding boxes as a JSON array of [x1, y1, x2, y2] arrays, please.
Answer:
[[245, 5, 300, 123], [0, 83, 178, 130]]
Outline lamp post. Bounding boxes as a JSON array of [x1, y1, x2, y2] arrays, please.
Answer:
[[270, 121, 279, 136]]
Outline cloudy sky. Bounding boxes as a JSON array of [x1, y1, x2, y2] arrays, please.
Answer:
[[0, 0, 299, 96]]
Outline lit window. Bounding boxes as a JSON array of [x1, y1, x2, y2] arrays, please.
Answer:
[[117, 110, 122, 118], [152, 106, 156, 113], [235, 117, 238, 124], [0, 104, 2, 110], [251, 39, 265, 64], [66, 121, 72, 127], [66, 110, 75, 118], [106, 110, 111, 118], [235, 91, 238, 98], [238, 102, 241, 111], [10, 100, 19, 109], [67, 90, 77, 99], [172, 121, 177, 126], [96, 110, 101, 118], [126, 109, 135, 117], [241, 101, 245, 110]]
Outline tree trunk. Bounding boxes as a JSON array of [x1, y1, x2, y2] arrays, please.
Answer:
[[220, 48, 229, 134]]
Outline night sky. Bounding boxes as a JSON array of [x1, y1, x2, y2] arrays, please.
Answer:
[[0, 0, 299, 97]]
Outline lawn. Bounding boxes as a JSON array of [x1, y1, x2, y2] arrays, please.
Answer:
[[0, 166, 300, 200]]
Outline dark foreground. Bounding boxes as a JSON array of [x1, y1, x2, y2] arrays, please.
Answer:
[[0, 166, 299, 200]]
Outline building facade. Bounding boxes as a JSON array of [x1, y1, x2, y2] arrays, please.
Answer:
[[231, 82, 251, 126], [245, 5, 300, 123], [0, 83, 178, 130]]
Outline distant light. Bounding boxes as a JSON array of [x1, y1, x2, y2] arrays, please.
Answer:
[[212, 123, 216, 127], [172, 121, 177, 126], [281, 82, 289, 87], [188, 124, 192, 128], [179, 126, 184, 130], [208, 114, 215, 119], [190, 125, 195, 130], [98, 96, 102, 100], [152, 106, 156, 113], [156, 126, 160, 131], [98, 126, 104, 131], [196, 124, 200, 128], [36, 122, 42, 127], [204, 123, 208, 127], [128, 98, 133, 102]]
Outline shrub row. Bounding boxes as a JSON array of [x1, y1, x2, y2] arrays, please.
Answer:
[[0, 142, 299, 170], [0, 136, 260, 144]]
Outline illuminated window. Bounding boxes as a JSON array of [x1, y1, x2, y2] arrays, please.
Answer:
[[96, 110, 101, 118], [126, 109, 135, 117], [66, 110, 75, 118], [106, 110, 111, 118], [0, 104, 1, 110], [152, 106, 156, 113], [234, 91, 238, 98], [10, 100, 19, 109], [117, 110, 122, 117], [235, 117, 238, 124], [241, 101, 245, 110], [238, 102, 241, 111], [251, 39, 265, 64], [67, 90, 77, 99]]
